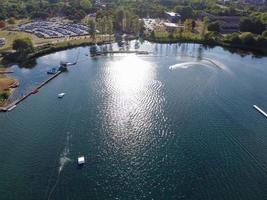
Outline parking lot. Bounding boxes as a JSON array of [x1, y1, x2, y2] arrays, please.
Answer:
[[17, 20, 90, 39]]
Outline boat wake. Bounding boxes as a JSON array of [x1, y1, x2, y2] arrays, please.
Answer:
[[59, 148, 71, 173], [58, 131, 72, 173], [169, 61, 211, 70], [169, 58, 228, 71], [47, 132, 72, 200], [202, 58, 227, 70]]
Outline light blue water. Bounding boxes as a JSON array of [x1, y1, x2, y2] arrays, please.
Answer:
[[0, 41, 267, 200]]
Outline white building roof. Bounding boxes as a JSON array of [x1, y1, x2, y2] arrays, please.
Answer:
[[165, 12, 181, 17], [164, 22, 178, 28]]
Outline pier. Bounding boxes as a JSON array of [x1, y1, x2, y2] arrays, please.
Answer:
[[103, 50, 149, 55], [0, 70, 14, 74], [90, 50, 150, 56], [253, 105, 267, 118], [0, 71, 62, 112]]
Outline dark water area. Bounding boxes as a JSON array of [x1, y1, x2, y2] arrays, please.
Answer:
[[0, 41, 267, 200]]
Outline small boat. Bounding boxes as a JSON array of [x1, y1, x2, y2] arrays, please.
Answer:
[[47, 67, 58, 74], [58, 93, 65, 98], [77, 156, 85, 165], [90, 44, 102, 56], [32, 88, 39, 94]]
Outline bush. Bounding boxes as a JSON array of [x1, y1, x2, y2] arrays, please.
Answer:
[[0, 20, 5, 28], [239, 32, 255, 45], [0, 92, 9, 101], [12, 37, 34, 58], [175, 6, 193, 21], [207, 22, 220, 32], [240, 17, 265, 34], [262, 30, 267, 38], [7, 17, 16, 25], [204, 32, 218, 42], [256, 35, 267, 47], [224, 33, 241, 44]]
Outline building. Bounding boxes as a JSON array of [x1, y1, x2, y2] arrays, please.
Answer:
[[164, 12, 181, 23], [0, 38, 5, 46], [163, 22, 184, 32], [214, 16, 240, 32], [243, 0, 266, 5], [199, 12, 240, 33]]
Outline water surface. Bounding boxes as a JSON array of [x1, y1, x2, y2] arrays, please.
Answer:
[[0, 41, 267, 200]]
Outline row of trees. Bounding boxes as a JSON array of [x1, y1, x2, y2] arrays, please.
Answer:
[[86, 8, 143, 38], [223, 31, 267, 48], [206, 17, 266, 35], [0, 0, 93, 20]]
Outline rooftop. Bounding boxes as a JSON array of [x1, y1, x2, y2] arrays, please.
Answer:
[[164, 22, 178, 28], [165, 12, 181, 17]]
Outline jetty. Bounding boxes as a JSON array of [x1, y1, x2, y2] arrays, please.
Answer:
[[0, 70, 14, 74], [0, 48, 82, 113], [0, 71, 62, 112], [91, 50, 150, 56], [253, 105, 267, 118], [103, 50, 149, 55]]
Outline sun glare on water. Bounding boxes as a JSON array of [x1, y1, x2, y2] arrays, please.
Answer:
[[109, 55, 154, 94]]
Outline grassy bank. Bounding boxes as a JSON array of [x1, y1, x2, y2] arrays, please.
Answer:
[[0, 73, 18, 106], [0, 30, 57, 51], [29, 35, 114, 59], [0, 30, 114, 51], [2, 34, 114, 63]]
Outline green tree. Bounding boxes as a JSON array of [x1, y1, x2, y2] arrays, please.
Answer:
[[224, 33, 241, 45], [88, 19, 96, 42], [256, 35, 267, 47], [184, 19, 193, 32], [80, 0, 91, 9], [12, 37, 34, 54], [175, 6, 193, 21], [0, 91, 9, 101], [200, 16, 209, 39], [207, 22, 220, 32], [115, 9, 126, 32], [8, 17, 16, 25], [240, 18, 265, 34], [106, 17, 113, 41], [262, 30, 267, 38], [0, 20, 5, 28], [239, 32, 255, 45], [150, 30, 155, 40]]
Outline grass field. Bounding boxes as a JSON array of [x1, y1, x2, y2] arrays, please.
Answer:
[[0, 30, 112, 52], [0, 30, 58, 51]]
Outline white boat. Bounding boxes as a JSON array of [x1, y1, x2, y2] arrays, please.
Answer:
[[253, 105, 267, 118], [7, 105, 16, 111], [58, 93, 65, 98], [77, 156, 85, 165]]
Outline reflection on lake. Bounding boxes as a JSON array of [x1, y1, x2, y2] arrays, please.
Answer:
[[1, 41, 267, 200]]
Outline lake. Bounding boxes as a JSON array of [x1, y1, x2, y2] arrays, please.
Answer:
[[0, 41, 267, 200]]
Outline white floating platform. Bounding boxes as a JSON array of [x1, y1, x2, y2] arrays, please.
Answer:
[[78, 156, 85, 165], [58, 93, 65, 98], [253, 105, 267, 118]]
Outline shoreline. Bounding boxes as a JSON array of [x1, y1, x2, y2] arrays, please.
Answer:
[[145, 37, 267, 56], [0, 74, 19, 107], [0, 37, 266, 109], [0, 36, 115, 109]]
